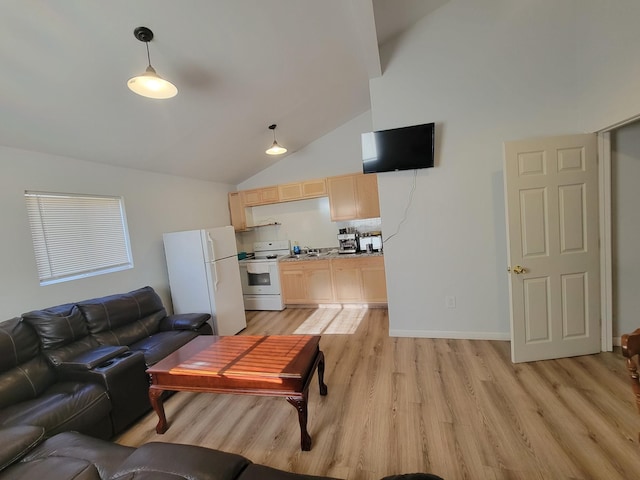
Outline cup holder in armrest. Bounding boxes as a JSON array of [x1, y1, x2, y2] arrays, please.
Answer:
[[97, 360, 115, 369], [118, 351, 133, 358]]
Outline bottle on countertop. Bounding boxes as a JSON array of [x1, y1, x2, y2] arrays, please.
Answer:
[[293, 241, 301, 255]]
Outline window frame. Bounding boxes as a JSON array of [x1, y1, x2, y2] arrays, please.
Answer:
[[24, 191, 134, 286]]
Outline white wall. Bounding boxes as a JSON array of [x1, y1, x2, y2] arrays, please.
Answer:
[[611, 122, 640, 338], [236, 112, 376, 253], [0, 146, 234, 318], [368, 0, 640, 338]]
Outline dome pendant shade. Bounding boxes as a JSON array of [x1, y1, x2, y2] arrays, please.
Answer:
[[128, 65, 178, 99], [127, 26, 177, 99], [266, 141, 287, 155], [265, 124, 287, 155]]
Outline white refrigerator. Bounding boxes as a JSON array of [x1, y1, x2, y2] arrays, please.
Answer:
[[162, 226, 247, 335]]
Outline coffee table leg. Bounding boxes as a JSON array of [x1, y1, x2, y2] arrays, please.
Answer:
[[149, 387, 168, 434], [317, 350, 328, 396], [287, 393, 312, 451]]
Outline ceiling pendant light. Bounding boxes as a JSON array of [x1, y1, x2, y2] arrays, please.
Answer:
[[127, 26, 177, 99], [265, 124, 287, 155]]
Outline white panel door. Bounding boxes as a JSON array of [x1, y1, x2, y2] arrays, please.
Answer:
[[504, 134, 600, 363]]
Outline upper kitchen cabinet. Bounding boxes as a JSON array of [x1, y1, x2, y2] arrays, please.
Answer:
[[241, 186, 280, 206], [229, 192, 248, 232], [278, 178, 327, 202], [327, 173, 380, 221]]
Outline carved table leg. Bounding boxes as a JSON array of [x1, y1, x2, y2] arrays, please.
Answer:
[[287, 393, 311, 451], [317, 350, 328, 396], [149, 387, 168, 434]]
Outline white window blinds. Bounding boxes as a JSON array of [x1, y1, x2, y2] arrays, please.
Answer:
[[25, 191, 133, 285]]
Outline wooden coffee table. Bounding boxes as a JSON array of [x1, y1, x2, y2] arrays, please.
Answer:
[[146, 335, 327, 451]]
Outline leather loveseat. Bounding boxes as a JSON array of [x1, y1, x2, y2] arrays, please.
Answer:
[[0, 425, 445, 480], [0, 286, 212, 440]]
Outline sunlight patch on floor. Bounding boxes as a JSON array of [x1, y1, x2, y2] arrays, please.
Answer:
[[293, 306, 367, 335]]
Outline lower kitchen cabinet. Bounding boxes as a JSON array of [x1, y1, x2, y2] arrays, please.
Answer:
[[332, 256, 387, 303], [280, 260, 333, 304], [280, 256, 387, 305], [306, 264, 333, 303], [359, 257, 388, 302], [331, 258, 363, 302]]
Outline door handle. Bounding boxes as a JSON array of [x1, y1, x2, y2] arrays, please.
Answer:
[[206, 233, 216, 262], [507, 265, 526, 274], [212, 262, 219, 291]]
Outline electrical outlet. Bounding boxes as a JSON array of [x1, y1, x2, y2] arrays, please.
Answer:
[[446, 296, 456, 309]]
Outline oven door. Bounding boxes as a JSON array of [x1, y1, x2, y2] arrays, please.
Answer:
[[239, 262, 281, 295]]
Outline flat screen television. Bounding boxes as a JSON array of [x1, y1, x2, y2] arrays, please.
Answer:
[[361, 122, 435, 174]]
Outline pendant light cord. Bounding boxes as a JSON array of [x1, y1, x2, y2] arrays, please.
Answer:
[[145, 42, 151, 67]]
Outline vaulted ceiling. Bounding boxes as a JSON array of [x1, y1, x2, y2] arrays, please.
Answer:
[[0, 1, 447, 184]]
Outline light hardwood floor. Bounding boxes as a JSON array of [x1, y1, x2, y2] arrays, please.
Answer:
[[115, 307, 640, 480]]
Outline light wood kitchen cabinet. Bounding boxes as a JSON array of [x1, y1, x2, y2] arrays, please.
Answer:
[[331, 256, 387, 303], [280, 259, 333, 304], [278, 178, 327, 202], [305, 263, 333, 303], [358, 256, 387, 302], [327, 173, 380, 221], [355, 173, 381, 220], [241, 186, 280, 206], [228, 192, 247, 232], [279, 266, 306, 303], [331, 258, 363, 302], [280, 256, 387, 305]]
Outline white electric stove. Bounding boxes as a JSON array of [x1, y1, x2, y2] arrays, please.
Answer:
[[238, 240, 290, 310]]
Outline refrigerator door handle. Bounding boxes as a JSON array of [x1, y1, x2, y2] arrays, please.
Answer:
[[206, 232, 217, 262], [212, 262, 220, 291]]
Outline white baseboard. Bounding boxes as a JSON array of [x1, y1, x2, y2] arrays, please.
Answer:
[[388, 330, 622, 347], [389, 329, 510, 341]]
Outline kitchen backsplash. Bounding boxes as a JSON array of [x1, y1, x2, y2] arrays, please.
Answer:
[[234, 196, 381, 253]]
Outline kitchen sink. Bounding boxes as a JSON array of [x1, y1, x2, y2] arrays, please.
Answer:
[[286, 252, 326, 259]]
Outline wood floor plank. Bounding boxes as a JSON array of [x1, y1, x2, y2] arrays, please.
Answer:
[[115, 307, 640, 480]]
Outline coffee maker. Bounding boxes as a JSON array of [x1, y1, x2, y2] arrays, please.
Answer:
[[337, 228, 359, 254]]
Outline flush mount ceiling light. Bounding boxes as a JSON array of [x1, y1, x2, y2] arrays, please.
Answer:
[[265, 124, 287, 155], [127, 26, 177, 99]]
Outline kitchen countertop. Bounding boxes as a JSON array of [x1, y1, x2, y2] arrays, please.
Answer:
[[279, 250, 383, 262]]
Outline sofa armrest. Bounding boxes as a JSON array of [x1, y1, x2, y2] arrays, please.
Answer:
[[0, 426, 45, 472], [159, 313, 211, 332], [56, 345, 130, 372], [110, 442, 250, 480]]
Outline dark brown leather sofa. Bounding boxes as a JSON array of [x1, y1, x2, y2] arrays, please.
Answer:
[[0, 286, 211, 439], [0, 426, 444, 480]]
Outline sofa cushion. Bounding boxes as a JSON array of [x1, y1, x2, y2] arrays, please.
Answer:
[[238, 464, 341, 480], [78, 286, 167, 346], [0, 355, 56, 410], [129, 330, 199, 366], [0, 456, 102, 480], [22, 304, 89, 350], [110, 442, 251, 480], [91, 310, 166, 347], [159, 313, 211, 332], [0, 425, 44, 472], [0, 318, 40, 372], [20, 431, 134, 480], [0, 381, 111, 436], [40, 335, 103, 367]]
